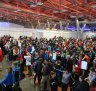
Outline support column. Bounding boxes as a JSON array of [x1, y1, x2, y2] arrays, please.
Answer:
[[81, 24, 86, 39], [47, 20, 50, 29], [53, 24, 57, 29], [32, 25, 34, 29], [43, 24, 47, 29], [59, 21, 63, 30], [76, 18, 80, 39], [81, 24, 86, 33], [37, 20, 41, 29], [64, 22, 69, 30]]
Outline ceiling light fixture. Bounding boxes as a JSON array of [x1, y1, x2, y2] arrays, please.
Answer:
[[30, 4, 37, 7], [14, 4, 22, 12], [14, 9, 22, 12], [60, 10, 67, 12], [53, 10, 67, 13], [53, 10, 60, 13], [36, 2, 43, 5], [78, 15, 84, 18], [91, 5, 96, 8], [14, 16, 17, 19], [70, 15, 77, 18]]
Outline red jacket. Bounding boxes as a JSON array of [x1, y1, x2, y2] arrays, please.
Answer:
[[76, 60, 82, 74], [0, 49, 3, 62], [90, 87, 96, 91]]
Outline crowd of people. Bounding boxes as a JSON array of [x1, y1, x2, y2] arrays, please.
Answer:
[[0, 35, 96, 91]]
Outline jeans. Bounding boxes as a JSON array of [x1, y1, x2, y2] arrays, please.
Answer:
[[14, 71, 20, 87], [34, 73, 42, 84]]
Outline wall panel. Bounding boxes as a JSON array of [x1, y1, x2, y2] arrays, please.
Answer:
[[83, 32, 96, 39], [0, 27, 95, 39]]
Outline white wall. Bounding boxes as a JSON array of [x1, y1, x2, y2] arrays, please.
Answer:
[[0, 27, 95, 39], [0, 28, 77, 39], [0, 22, 24, 28], [0, 28, 36, 39], [43, 30, 77, 39], [83, 32, 96, 39]]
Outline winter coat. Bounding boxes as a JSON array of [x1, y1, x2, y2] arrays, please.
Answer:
[[0, 49, 3, 62]]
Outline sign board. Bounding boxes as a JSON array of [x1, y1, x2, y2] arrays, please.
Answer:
[[81, 61, 88, 70], [24, 56, 31, 66]]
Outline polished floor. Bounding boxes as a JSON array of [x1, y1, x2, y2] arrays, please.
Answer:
[[0, 56, 70, 91]]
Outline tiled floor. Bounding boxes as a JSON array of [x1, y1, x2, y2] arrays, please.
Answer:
[[0, 56, 70, 91]]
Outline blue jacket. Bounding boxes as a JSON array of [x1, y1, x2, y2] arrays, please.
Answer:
[[27, 47, 32, 53], [0, 72, 13, 86], [44, 53, 49, 60], [13, 66, 20, 83]]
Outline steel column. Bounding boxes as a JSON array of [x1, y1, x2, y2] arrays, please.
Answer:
[[76, 18, 80, 39], [81, 24, 86, 39], [64, 22, 69, 30]]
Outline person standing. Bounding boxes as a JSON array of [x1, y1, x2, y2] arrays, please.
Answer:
[[13, 46, 19, 61], [61, 70, 71, 91], [40, 60, 51, 91], [90, 78, 96, 91], [86, 68, 96, 85], [75, 76, 89, 91], [50, 72, 58, 91], [0, 67, 13, 91], [0, 47, 3, 70], [34, 58, 43, 85]]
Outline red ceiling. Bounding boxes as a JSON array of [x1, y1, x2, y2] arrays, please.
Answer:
[[0, 0, 96, 23]]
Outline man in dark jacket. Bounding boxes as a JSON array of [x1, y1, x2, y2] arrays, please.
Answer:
[[50, 72, 58, 91], [34, 58, 43, 85], [75, 76, 89, 91], [40, 60, 52, 91]]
